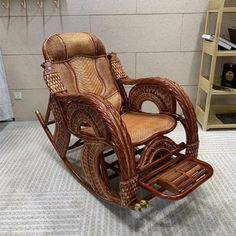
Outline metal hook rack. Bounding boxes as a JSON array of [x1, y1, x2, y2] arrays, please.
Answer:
[[53, 0, 60, 8], [36, 0, 43, 8], [1, 0, 60, 10], [1, 0, 10, 9], [20, 0, 26, 9]]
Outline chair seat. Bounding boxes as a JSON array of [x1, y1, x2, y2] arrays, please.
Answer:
[[121, 112, 176, 145], [83, 112, 176, 145]]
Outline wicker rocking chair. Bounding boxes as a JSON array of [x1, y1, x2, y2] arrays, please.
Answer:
[[36, 32, 213, 210]]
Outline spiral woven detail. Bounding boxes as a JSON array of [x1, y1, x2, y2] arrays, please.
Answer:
[[137, 136, 178, 170], [67, 102, 109, 139], [129, 84, 176, 113]]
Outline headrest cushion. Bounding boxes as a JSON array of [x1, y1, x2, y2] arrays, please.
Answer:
[[42, 32, 106, 61]]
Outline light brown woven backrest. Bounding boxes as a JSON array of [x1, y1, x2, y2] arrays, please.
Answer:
[[42, 32, 122, 112]]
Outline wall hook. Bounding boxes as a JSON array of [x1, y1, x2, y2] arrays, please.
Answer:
[[53, 0, 60, 8], [20, 0, 26, 9], [1, 0, 10, 9], [36, 0, 43, 9]]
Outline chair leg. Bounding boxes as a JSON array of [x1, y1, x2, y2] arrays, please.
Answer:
[[36, 95, 83, 156], [35, 105, 70, 159], [35, 110, 54, 144], [44, 95, 52, 124]]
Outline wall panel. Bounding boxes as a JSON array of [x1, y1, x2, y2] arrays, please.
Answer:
[[0, 0, 209, 120]]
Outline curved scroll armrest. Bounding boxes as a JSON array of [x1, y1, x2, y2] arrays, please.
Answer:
[[54, 92, 136, 180], [54, 92, 127, 141], [121, 77, 199, 156]]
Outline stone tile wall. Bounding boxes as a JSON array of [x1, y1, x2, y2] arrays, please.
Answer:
[[0, 0, 209, 120]]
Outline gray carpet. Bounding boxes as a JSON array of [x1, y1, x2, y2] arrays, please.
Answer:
[[0, 121, 235, 236]]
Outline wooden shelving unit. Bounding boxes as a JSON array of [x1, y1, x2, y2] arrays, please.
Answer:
[[196, 0, 236, 130]]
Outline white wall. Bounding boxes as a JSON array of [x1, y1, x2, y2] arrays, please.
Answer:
[[0, 0, 209, 120]]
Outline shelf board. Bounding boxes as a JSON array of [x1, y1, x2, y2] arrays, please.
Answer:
[[212, 87, 236, 95], [196, 105, 236, 130], [212, 79, 236, 95], [217, 50, 236, 56], [211, 104, 236, 112], [203, 41, 236, 57], [208, 114, 236, 129], [198, 76, 236, 95], [207, 104, 236, 129], [223, 7, 236, 13], [207, 105, 236, 129]]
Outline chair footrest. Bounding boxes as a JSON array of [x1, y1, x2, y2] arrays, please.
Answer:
[[139, 157, 213, 200]]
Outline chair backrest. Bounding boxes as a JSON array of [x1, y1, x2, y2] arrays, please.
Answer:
[[42, 32, 122, 112]]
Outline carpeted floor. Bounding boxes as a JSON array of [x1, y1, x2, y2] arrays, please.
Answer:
[[0, 121, 235, 236]]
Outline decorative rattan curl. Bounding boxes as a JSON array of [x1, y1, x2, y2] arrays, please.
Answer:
[[50, 97, 70, 158], [57, 93, 138, 206], [121, 77, 199, 157], [137, 136, 178, 170], [129, 84, 176, 113], [81, 142, 120, 204]]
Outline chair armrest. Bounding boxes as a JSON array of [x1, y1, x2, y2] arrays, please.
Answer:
[[54, 92, 136, 180], [120, 77, 199, 157], [55, 92, 127, 141], [126, 79, 177, 114]]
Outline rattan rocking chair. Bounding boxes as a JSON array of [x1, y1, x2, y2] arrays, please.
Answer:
[[36, 32, 213, 210]]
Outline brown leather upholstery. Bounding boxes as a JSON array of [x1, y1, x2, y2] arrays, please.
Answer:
[[43, 32, 122, 111]]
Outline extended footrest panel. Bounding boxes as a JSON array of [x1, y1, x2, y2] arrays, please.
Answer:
[[139, 157, 213, 200]]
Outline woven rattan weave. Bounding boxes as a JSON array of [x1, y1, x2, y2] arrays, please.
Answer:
[[36, 32, 213, 210]]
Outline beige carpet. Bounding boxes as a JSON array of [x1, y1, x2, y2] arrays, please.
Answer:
[[0, 122, 235, 236]]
